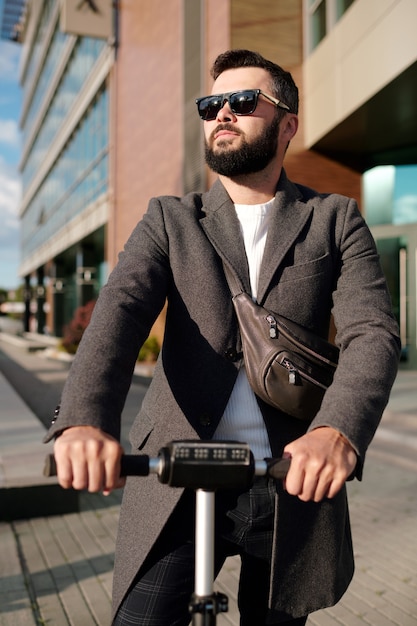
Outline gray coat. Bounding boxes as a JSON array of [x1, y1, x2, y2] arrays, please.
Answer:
[[46, 171, 400, 621]]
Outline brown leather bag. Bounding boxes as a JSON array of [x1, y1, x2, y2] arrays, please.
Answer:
[[223, 262, 339, 421]]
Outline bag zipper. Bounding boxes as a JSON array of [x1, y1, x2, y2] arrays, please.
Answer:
[[266, 314, 277, 338], [265, 311, 338, 368], [282, 357, 297, 384]]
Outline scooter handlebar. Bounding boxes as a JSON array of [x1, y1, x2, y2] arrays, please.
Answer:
[[43, 440, 290, 488], [43, 452, 153, 478]]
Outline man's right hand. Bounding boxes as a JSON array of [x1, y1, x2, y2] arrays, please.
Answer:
[[53, 426, 126, 495]]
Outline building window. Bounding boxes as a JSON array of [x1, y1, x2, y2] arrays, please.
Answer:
[[364, 165, 417, 226], [335, 0, 355, 21], [309, 0, 327, 50], [22, 36, 106, 190], [21, 86, 109, 259], [306, 0, 356, 53]]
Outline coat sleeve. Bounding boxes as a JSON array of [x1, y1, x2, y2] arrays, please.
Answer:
[[44, 198, 171, 442], [308, 198, 401, 474]]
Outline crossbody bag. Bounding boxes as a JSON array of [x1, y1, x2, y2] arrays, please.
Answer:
[[222, 260, 339, 421]]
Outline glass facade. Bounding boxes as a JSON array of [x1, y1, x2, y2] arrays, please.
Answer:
[[364, 165, 417, 227], [17, 0, 110, 335], [21, 87, 109, 257], [22, 21, 67, 145], [22, 35, 106, 188], [365, 164, 417, 365], [21, 0, 55, 98], [393, 165, 417, 225], [20, 0, 109, 263]]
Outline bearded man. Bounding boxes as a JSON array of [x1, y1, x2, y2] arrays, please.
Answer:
[[47, 49, 400, 625]]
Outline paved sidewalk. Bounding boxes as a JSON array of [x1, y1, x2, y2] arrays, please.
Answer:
[[0, 336, 417, 625]]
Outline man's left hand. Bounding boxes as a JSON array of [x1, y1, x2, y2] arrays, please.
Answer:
[[283, 426, 357, 502]]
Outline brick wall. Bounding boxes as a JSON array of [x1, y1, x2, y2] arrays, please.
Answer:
[[109, 0, 184, 268]]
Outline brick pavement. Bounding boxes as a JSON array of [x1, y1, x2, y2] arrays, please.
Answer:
[[1, 336, 417, 625]]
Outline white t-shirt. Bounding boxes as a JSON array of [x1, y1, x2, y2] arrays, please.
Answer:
[[213, 198, 275, 460]]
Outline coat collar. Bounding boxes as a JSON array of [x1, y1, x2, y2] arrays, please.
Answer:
[[200, 170, 313, 303]]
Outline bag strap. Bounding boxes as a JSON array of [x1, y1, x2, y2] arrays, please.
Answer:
[[223, 258, 339, 366], [222, 260, 246, 299]]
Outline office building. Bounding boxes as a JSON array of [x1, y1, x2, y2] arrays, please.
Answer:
[[1, 0, 416, 365]]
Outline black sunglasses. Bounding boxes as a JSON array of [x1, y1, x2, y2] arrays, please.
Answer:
[[195, 89, 290, 121]]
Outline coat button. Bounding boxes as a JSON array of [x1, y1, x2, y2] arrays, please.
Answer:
[[51, 404, 60, 425], [224, 348, 242, 362], [198, 412, 211, 427]]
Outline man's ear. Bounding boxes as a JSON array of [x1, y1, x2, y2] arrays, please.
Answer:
[[281, 114, 298, 143]]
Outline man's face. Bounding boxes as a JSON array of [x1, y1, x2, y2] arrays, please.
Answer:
[[203, 67, 283, 177]]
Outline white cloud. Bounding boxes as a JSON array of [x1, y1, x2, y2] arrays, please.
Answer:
[[0, 39, 22, 288], [0, 156, 21, 248], [0, 40, 21, 81], [0, 118, 20, 147], [0, 159, 21, 288]]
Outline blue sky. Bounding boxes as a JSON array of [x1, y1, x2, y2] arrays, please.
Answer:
[[0, 34, 22, 290]]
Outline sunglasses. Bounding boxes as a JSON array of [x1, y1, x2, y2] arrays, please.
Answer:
[[195, 89, 290, 121]]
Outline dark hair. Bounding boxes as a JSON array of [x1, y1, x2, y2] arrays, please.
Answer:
[[211, 49, 299, 115]]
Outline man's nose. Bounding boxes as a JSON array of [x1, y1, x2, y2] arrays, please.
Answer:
[[216, 98, 237, 122]]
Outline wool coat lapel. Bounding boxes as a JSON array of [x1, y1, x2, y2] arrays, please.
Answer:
[[200, 179, 252, 294], [199, 171, 314, 305], [258, 173, 312, 304]]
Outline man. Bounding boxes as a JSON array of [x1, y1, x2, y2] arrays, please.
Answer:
[[47, 50, 400, 625]]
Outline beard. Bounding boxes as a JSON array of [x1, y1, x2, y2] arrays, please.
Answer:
[[204, 114, 281, 177]]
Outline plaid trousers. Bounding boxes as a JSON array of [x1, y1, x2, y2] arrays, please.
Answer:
[[113, 477, 307, 626]]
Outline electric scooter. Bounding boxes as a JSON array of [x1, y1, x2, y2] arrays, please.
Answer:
[[45, 440, 290, 626]]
